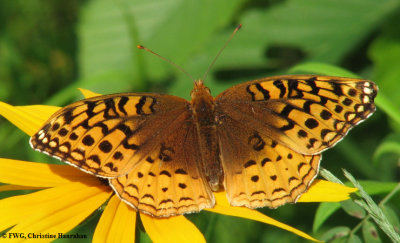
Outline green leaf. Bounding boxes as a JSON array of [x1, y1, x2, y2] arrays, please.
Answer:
[[170, 0, 399, 99], [369, 23, 400, 108], [347, 234, 363, 243], [319, 168, 343, 184], [374, 92, 400, 129], [78, 0, 244, 86], [373, 133, 400, 164], [313, 202, 341, 232], [208, 214, 260, 243], [368, 14, 400, 128], [138, 229, 152, 243], [358, 181, 398, 195], [344, 170, 400, 242], [79, 0, 182, 80], [44, 70, 134, 106], [362, 220, 382, 243], [335, 138, 378, 179], [381, 205, 400, 236], [242, 0, 399, 63], [341, 200, 366, 219], [289, 62, 359, 77], [168, 23, 269, 99], [320, 226, 350, 242]]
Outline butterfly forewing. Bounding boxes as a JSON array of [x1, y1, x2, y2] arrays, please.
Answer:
[[30, 93, 192, 177], [216, 75, 377, 155]]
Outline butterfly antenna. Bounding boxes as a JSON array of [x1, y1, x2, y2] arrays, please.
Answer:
[[137, 45, 195, 81], [202, 24, 242, 81]]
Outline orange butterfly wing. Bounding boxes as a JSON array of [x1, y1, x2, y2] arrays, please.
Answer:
[[30, 93, 214, 217], [215, 75, 377, 208]]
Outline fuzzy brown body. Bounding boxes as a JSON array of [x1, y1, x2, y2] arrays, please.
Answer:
[[191, 81, 222, 191]]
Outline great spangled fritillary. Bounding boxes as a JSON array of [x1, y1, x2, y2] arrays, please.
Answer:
[[30, 75, 377, 217]]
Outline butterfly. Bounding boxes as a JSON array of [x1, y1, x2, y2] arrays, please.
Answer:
[[30, 75, 377, 217]]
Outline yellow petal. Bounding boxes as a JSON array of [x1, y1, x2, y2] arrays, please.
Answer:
[[0, 158, 100, 187], [93, 195, 136, 243], [298, 179, 358, 202], [78, 88, 101, 98], [0, 181, 110, 232], [141, 214, 206, 243], [206, 192, 321, 242], [0, 102, 59, 136], [5, 182, 111, 242]]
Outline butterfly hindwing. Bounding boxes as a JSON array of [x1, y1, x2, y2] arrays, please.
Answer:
[[110, 121, 215, 217], [216, 75, 377, 155], [217, 111, 321, 208]]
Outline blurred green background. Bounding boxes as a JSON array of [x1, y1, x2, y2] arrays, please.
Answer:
[[1, 0, 400, 242]]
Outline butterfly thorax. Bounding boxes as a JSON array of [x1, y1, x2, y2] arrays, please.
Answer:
[[191, 80, 223, 191]]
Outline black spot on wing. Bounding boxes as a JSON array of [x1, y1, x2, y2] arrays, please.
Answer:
[[175, 169, 188, 174], [141, 194, 154, 200], [320, 110, 332, 120], [135, 96, 147, 114], [113, 151, 123, 160], [118, 96, 129, 115], [59, 128, 69, 137], [51, 123, 60, 131], [99, 140, 112, 153], [273, 79, 286, 98], [82, 135, 95, 146], [342, 98, 353, 106], [305, 118, 319, 129], [64, 109, 74, 124], [146, 156, 154, 163], [298, 129, 307, 138], [255, 83, 271, 100], [251, 175, 259, 182], [280, 105, 294, 118], [88, 155, 100, 165], [248, 133, 265, 151], [159, 199, 173, 205], [272, 188, 286, 195], [251, 191, 266, 196], [160, 170, 171, 177], [244, 160, 256, 168], [103, 98, 119, 119], [335, 105, 343, 113], [261, 158, 271, 166], [279, 121, 295, 131]]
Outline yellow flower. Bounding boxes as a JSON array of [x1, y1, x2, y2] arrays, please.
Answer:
[[0, 89, 357, 242]]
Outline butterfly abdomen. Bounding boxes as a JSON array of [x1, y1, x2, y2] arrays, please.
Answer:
[[191, 80, 223, 191]]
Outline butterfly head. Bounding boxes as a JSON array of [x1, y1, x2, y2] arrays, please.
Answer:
[[191, 80, 212, 100]]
